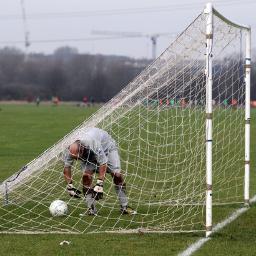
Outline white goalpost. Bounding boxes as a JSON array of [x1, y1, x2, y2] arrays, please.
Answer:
[[244, 24, 251, 207], [204, 3, 251, 237], [205, 3, 213, 237], [0, 3, 251, 237]]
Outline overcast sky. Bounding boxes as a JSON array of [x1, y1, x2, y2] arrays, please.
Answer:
[[0, 0, 255, 59]]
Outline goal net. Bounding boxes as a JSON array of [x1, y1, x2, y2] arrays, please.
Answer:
[[0, 4, 251, 235]]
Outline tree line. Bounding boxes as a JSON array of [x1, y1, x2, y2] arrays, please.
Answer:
[[0, 46, 149, 102], [0, 46, 255, 102]]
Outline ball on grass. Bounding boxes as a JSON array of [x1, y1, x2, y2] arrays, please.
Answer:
[[49, 199, 68, 217]]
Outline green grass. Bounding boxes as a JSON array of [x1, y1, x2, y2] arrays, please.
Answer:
[[196, 205, 256, 256], [0, 104, 97, 181], [0, 103, 256, 255], [0, 233, 199, 256]]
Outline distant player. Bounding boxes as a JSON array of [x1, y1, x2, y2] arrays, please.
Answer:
[[36, 96, 40, 106], [63, 127, 136, 216]]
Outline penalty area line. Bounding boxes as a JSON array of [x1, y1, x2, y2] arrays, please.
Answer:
[[178, 195, 256, 256]]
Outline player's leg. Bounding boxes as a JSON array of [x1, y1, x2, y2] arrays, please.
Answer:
[[81, 166, 97, 215], [112, 172, 127, 208], [107, 149, 136, 215]]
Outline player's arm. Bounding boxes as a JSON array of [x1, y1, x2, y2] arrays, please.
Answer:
[[98, 163, 107, 181], [63, 150, 81, 198], [89, 139, 108, 200], [92, 163, 107, 200], [81, 137, 107, 200], [63, 166, 72, 184]]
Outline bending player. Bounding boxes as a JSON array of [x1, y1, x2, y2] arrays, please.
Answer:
[[62, 127, 136, 216]]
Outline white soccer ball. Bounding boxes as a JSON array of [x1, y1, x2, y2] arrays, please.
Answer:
[[49, 200, 68, 217]]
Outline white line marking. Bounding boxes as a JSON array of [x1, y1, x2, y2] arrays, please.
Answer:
[[178, 195, 256, 256], [178, 237, 211, 256]]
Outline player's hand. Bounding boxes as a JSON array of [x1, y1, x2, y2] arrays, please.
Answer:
[[66, 183, 82, 198], [93, 179, 104, 200]]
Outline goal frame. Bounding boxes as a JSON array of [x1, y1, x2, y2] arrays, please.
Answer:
[[0, 3, 252, 237], [204, 2, 251, 237]]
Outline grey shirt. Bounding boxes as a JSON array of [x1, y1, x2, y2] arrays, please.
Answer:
[[63, 127, 116, 167]]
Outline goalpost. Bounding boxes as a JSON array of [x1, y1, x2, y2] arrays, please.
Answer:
[[204, 3, 251, 237], [0, 3, 251, 237]]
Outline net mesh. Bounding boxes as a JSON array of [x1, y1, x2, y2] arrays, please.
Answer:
[[0, 9, 248, 234]]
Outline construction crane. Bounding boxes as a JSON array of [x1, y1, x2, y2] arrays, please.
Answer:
[[20, 0, 30, 50], [91, 30, 176, 59]]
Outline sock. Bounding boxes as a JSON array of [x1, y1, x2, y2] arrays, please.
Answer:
[[115, 184, 128, 208], [83, 187, 97, 211]]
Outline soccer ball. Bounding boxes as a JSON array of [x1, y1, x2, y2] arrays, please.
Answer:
[[49, 200, 68, 217]]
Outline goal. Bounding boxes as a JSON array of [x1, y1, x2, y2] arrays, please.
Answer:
[[0, 3, 251, 237]]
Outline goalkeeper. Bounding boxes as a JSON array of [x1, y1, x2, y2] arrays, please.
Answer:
[[63, 127, 136, 216]]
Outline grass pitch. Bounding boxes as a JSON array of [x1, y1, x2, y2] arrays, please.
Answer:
[[0, 103, 256, 255]]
